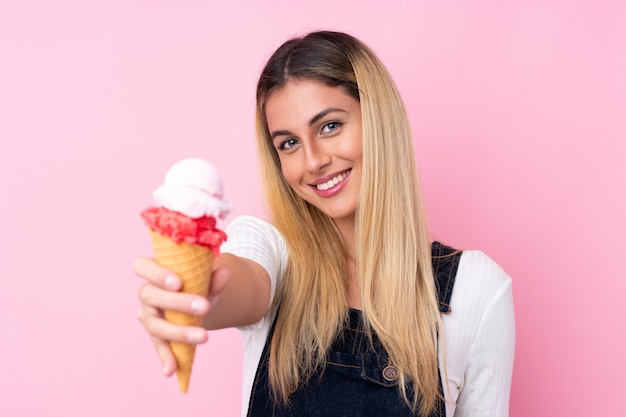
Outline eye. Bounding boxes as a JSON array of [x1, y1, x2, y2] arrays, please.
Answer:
[[277, 138, 299, 151], [321, 121, 342, 134]]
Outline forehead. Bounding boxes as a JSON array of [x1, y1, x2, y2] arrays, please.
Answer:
[[265, 80, 359, 128]]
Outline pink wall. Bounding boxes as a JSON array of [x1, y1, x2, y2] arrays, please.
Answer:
[[1, 1, 624, 416]]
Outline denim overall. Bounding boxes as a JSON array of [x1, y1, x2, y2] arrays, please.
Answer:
[[248, 242, 462, 417]]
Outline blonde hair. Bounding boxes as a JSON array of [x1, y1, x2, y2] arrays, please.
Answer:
[[255, 31, 441, 415]]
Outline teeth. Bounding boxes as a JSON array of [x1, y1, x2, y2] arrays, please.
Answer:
[[316, 171, 349, 191]]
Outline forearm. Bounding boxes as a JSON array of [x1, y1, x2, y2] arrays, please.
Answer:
[[202, 253, 272, 330]]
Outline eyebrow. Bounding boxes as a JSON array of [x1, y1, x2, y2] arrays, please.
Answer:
[[270, 107, 348, 141]]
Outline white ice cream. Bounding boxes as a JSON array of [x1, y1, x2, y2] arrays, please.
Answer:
[[153, 158, 232, 219]]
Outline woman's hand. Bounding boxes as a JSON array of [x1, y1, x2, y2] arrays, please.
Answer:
[[133, 257, 231, 376]]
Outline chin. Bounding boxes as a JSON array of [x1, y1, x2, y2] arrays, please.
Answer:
[[323, 208, 357, 222]]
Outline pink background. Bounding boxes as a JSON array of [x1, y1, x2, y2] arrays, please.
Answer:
[[1, 1, 624, 416]]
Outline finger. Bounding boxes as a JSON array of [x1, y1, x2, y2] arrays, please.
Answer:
[[140, 308, 209, 345], [137, 302, 164, 325], [133, 256, 181, 291], [137, 307, 179, 376], [139, 282, 209, 316], [152, 336, 177, 376], [138, 306, 207, 374]]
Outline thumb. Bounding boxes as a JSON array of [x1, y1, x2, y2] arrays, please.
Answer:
[[208, 267, 231, 298]]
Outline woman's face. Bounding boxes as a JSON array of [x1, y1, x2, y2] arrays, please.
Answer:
[[265, 80, 363, 223]]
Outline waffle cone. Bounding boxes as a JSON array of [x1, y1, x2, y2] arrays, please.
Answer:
[[148, 229, 214, 393]]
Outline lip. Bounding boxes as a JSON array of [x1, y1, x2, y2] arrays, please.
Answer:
[[309, 169, 352, 197]]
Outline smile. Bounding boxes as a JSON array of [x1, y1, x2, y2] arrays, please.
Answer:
[[314, 170, 351, 191]]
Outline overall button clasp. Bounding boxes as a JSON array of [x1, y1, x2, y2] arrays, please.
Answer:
[[382, 365, 399, 382]]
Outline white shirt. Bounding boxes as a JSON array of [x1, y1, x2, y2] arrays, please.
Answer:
[[221, 215, 515, 417]]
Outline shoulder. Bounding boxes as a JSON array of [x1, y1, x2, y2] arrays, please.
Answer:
[[224, 214, 281, 237], [222, 213, 287, 258], [441, 248, 514, 356], [222, 215, 287, 254], [455, 250, 512, 299], [440, 248, 514, 357], [433, 245, 512, 315], [445, 249, 513, 323]]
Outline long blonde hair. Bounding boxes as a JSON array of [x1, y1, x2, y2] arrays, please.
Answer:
[[255, 31, 441, 415]]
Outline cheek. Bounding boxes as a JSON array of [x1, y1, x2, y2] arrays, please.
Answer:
[[279, 159, 299, 187], [344, 139, 363, 163], [339, 130, 363, 160]]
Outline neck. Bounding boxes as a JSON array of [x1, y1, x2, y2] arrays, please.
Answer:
[[333, 217, 356, 260]]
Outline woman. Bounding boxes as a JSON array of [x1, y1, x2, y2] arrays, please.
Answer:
[[135, 31, 515, 416]]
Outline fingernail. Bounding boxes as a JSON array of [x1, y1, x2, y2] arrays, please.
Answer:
[[164, 275, 178, 288], [188, 330, 205, 344], [190, 299, 204, 313]]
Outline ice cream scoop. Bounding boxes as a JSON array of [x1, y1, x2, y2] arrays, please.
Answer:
[[153, 158, 232, 220]]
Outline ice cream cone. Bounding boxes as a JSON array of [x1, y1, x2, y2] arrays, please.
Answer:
[[141, 158, 230, 392], [148, 228, 214, 393]]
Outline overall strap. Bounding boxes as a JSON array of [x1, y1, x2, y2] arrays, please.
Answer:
[[431, 241, 462, 314]]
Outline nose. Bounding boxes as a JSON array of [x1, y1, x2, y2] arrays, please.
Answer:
[[303, 140, 331, 173]]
